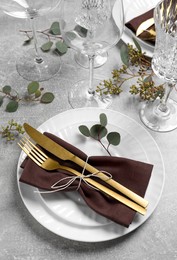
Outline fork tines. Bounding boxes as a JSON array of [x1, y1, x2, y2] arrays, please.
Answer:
[[18, 136, 47, 167]]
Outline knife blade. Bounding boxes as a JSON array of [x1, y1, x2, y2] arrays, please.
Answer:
[[24, 123, 149, 209]]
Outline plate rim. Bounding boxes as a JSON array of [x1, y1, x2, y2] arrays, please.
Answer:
[[17, 107, 165, 242]]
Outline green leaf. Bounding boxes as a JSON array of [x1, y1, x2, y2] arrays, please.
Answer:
[[50, 21, 61, 35], [107, 132, 121, 146], [35, 89, 41, 98], [74, 25, 87, 37], [41, 41, 53, 52], [0, 96, 3, 106], [132, 37, 142, 53], [28, 81, 39, 95], [3, 85, 11, 94], [90, 124, 107, 140], [120, 43, 129, 66], [40, 92, 55, 103], [65, 31, 76, 41], [56, 41, 68, 54], [5, 100, 18, 112], [78, 125, 90, 137], [100, 113, 107, 127], [144, 75, 152, 82], [23, 37, 33, 45]]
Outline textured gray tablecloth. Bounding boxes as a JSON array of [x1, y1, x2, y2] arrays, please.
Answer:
[[1, 3, 177, 260]]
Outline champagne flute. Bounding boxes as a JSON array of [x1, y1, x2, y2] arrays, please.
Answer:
[[140, 0, 177, 132], [60, 0, 124, 108], [1, 0, 61, 82]]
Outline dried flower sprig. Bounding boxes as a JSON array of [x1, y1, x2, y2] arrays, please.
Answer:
[[96, 38, 165, 101], [0, 120, 24, 142], [79, 113, 120, 156]]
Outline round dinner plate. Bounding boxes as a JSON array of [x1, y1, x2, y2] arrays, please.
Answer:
[[112, 0, 159, 56], [17, 108, 165, 242]]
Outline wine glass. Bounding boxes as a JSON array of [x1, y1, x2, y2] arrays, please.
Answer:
[[74, 49, 108, 68], [60, 0, 124, 108], [140, 0, 177, 132], [1, 0, 61, 82]]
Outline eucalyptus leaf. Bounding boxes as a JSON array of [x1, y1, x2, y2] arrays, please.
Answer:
[[90, 124, 107, 140], [5, 100, 18, 112], [144, 75, 152, 82], [40, 92, 55, 103], [35, 89, 41, 98], [107, 132, 121, 146], [78, 125, 90, 137], [50, 21, 61, 35], [120, 43, 129, 66], [65, 31, 76, 41], [132, 37, 142, 53], [0, 96, 3, 106], [3, 85, 11, 94], [28, 81, 39, 95], [41, 41, 53, 52], [56, 41, 68, 54], [100, 113, 107, 127], [23, 37, 33, 45], [74, 25, 87, 37]]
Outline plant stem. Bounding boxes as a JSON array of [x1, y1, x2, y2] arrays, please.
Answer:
[[20, 29, 63, 40], [98, 139, 112, 156]]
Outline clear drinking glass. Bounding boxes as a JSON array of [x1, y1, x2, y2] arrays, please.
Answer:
[[1, 0, 61, 82], [60, 0, 124, 108], [140, 0, 177, 132]]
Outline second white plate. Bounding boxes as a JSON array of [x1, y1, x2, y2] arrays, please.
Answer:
[[113, 0, 159, 56]]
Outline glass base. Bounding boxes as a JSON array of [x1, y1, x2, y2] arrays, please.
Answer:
[[68, 79, 112, 108], [74, 52, 108, 68], [140, 98, 177, 132], [16, 48, 61, 82]]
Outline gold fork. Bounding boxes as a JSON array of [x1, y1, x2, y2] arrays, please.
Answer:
[[18, 136, 147, 215]]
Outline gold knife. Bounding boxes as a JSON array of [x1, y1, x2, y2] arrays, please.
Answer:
[[136, 17, 155, 37], [24, 123, 149, 209]]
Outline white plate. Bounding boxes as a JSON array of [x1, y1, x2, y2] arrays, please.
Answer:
[[17, 108, 165, 242], [113, 0, 159, 56]]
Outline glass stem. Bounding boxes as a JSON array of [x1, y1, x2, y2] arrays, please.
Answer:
[[88, 54, 95, 95], [158, 83, 174, 112], [30, 17, 43, 64]]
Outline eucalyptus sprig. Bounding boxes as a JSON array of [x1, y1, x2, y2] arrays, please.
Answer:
[[78, 113, 120, 156], [96, 37, 165, 101], [0, 81, 54, 112], [21, 21, 68, 55], [0, 120, 24, 142]]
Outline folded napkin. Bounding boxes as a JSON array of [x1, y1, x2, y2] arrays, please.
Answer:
[[126, 9, 155, 43], [20, 132, 153, 228]]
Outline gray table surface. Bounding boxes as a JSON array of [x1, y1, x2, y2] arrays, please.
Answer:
[[1, 3, 177, 260]]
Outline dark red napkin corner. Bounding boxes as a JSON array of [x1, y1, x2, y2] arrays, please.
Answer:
[[126, 9, 154, 34]]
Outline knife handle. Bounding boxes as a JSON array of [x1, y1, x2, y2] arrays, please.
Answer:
[[73, 156, 148, 208]]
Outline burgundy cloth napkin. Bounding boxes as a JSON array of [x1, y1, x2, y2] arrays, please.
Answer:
[[126, 9, 155, 42], [20, 132, 153, 228]]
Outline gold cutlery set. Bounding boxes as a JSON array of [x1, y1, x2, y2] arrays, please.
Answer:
[[136, 17, 155, 40], [18, 123, 149, 216]]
